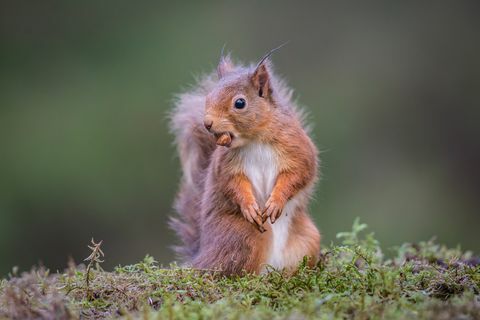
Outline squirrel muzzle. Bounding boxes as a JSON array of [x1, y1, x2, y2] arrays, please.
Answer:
[[204, 115, 234, 147]]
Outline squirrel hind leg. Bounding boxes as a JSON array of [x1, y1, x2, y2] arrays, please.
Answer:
[[282, 210, 321, 270], [193, 214, 271, 275]]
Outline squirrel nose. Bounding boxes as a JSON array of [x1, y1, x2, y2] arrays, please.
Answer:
[[204, 119, 213, 131]]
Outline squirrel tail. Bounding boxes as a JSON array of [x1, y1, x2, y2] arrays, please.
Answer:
[[169, 75, 217, 262]]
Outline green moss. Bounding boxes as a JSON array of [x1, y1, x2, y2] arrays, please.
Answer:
[[1, 220, 479, 319]]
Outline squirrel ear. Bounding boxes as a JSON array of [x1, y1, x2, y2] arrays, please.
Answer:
[[217, 54, 234, 79], [251, 60, 271, 98], [250, 42, 288, 98]]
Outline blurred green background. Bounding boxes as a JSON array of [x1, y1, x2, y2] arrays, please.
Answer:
[[1, 1, 479, 275]]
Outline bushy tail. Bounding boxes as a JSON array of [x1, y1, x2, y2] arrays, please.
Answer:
[[169, 75, 217, 262]]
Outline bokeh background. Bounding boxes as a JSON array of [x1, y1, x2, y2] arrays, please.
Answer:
[[1, 1, 479, 275]]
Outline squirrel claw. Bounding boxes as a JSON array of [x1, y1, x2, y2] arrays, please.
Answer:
[[263, 197, 284, 224], [242, 203, 265, 233]]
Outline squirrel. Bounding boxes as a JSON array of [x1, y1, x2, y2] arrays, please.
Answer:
[[169, 48, 320, 275]]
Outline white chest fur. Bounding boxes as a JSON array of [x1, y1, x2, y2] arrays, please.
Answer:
[[238, 143, 298, 270], [239, 143, 278, 205]]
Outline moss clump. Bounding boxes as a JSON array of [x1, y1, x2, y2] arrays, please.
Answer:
[[1, 219, 479, 319]]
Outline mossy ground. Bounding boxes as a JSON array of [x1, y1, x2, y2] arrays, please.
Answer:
[[1, 220, 479, 319]]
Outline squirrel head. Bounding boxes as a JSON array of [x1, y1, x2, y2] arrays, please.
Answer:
[[204, 53, 276, 148]]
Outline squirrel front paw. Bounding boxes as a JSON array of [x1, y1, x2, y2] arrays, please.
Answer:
[[263, 195, 286, 224], [241, 202, 265, 233]]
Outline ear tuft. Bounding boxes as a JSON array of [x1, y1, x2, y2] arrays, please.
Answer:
[[217, 54, 234, 79], [251, 59, 271, 98]]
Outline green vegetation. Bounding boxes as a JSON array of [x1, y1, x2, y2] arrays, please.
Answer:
[[1, 220, 479, 319]]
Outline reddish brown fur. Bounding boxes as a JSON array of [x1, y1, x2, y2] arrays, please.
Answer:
[[170, 52, 320, 275]]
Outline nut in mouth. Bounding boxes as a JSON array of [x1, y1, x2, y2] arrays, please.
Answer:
[[214, 132, 234, 147]]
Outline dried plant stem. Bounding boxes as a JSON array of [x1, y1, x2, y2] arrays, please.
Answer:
[[83, 238, 104, 299]]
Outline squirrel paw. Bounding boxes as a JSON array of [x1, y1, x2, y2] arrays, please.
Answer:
[[241, 202, 265, 233], [263, 196, 285, 224]]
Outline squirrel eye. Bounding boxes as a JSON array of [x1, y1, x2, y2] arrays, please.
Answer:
[[234, 98, 246, 109]]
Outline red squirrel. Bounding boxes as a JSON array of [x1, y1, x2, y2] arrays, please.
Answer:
[[169, 49, 320, 275]]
